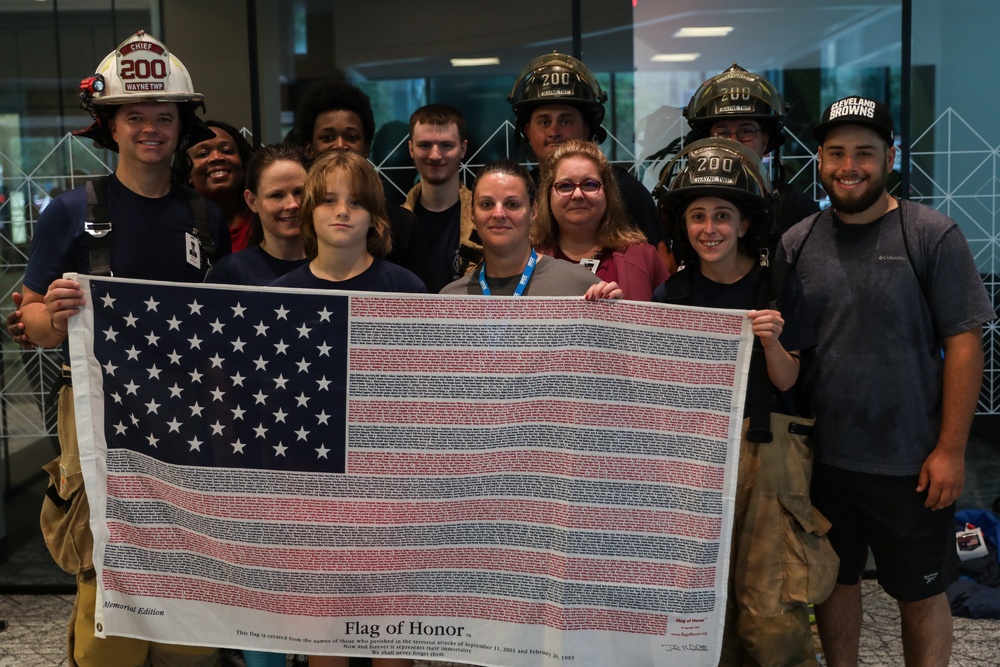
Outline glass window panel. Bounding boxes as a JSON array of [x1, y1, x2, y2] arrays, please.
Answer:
[[0, 1, 156, 579]]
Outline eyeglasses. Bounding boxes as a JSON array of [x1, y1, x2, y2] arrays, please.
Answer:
[[552, 180, 603, 196], [711, 126, 763, 142]]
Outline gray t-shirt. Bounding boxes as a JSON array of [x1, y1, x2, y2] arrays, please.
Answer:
[[777, 202, 995, 475], [439, 254, 599, 296]]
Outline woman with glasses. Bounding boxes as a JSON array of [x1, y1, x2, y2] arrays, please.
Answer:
[[440, 158, 620, 299], [534, 140, 670, 301]]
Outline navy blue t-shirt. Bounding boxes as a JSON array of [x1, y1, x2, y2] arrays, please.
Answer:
[[23, 174, 229, 293], [206, 245, 308, 287], [270, 258, 427, 294], [652, 263, 815, 354]]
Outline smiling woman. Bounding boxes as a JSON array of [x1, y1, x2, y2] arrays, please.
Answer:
[[179, 120, 255, 251], [439, 159, 619, 299], [653, 138, 834, 665], [205, 143, 310, 288], [534, 139, 669, 300]]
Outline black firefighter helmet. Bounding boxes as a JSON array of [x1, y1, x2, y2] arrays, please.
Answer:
[[654, 138, 775, 264], [508, 52, 608, 143], [684, 63, 788, 154]]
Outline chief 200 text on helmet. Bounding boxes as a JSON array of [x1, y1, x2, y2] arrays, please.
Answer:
[[654, 138, 774, 264], [508, 52, 608, 143], [684, 63, 788, 154], [75, 30, 213, 152]]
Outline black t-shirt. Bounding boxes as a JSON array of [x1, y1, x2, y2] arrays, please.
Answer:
[[414, 199, 462, 292], [205, 245, 308, 286], [386, 205, 435, 292]]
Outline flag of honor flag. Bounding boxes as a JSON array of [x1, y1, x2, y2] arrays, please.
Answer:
[[68, 274, 753, 667]]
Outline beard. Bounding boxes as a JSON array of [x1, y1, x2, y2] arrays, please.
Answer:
[[419, 164, 458, 187], [421, 173, 453, 186], [822, 169, 889, 215]]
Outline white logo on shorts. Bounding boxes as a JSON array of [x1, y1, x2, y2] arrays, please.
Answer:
[[924, 572, 939, 584]]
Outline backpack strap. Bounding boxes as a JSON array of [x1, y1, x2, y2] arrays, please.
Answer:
[[782, 209, 825, 268], [84, 176, 113, 277], [896, 198, 930, 304]]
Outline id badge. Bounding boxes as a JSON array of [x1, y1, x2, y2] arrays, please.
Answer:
[[185, 231, 202, 268], [579, 257, 600, 274]]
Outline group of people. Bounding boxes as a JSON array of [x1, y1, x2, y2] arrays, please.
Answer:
[[7, 28, 995, 667]]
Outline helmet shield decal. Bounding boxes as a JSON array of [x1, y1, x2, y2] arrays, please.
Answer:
[[685, 143, 749, 186], [116, 37, 171, 94]]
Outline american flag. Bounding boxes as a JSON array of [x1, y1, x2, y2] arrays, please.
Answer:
[[69, 275, 753, 667]]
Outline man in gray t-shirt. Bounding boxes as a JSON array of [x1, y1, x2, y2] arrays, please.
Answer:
[[778, 96, 994, 667]]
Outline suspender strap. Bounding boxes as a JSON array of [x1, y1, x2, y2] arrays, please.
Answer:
[[84, 176, 113, 277], [46, 483, 71, 509], [745, 263, 789, 443], [84, 178, 217, 274], [658, 265, 693, 304]]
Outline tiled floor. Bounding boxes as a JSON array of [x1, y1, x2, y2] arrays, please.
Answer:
[[2, 433, 997, 666], [0, 593, 74, 667]]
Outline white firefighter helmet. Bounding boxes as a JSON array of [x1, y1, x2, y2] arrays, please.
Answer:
[[75, 30, 211, 152], [81, 30, 203, 108]]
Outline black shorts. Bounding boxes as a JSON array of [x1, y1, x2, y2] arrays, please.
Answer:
[[810, 462, 958, 601]]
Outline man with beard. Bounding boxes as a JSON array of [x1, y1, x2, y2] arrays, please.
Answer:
[[778, 97, 994, 667], [402, 104, 480, 292]]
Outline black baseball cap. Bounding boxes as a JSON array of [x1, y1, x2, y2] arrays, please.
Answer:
[[812, 96, 895, 145]]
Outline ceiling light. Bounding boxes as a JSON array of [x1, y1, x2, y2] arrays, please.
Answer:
[[450, 57, 500, 67], [673, 27, 733, 38], [651, 53, 701, 63]]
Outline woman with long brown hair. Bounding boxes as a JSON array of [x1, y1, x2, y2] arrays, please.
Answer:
[[534, 139, 669, 301]]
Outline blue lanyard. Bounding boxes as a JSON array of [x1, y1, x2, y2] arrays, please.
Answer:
[[479, 249, 537, 297]]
